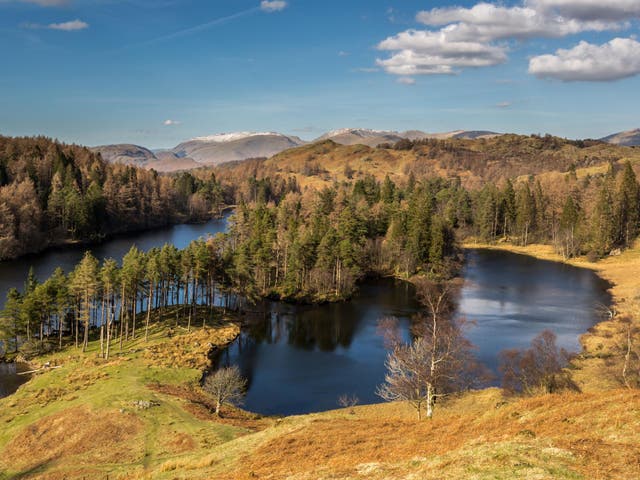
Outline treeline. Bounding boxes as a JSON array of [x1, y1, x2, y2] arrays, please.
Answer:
[[223, 175, 460, 301], [470, 162, 640, 258], [0, 136, 229, 260], [0, 239, 238, 358], [220, 157, 640, 304], [0, 174, 463, 356]]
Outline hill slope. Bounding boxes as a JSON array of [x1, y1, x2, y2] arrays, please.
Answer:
[[214, 134, 640, 191], [601, 128, 640, 146], [172, 132, 306, 165]]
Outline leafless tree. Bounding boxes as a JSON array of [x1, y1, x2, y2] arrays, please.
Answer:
[[337, 394, 359, 414], [377, 280, 482, 420], [499, 330, 578, 395], [203, 366, 247, 416], [617, 317, 640, 389]]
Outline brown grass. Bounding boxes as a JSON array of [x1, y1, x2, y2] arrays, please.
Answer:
[[227, 390, 640, 480], [144, 323, 239, 370], [148, 382, 270, 432], [0, 406, 143, 474]]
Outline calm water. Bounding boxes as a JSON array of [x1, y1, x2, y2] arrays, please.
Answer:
[[0, 214, 230, 397], [0, 219, 611, 407], [215, 249, 611, 416], [0, 363, 31, 397], [0, 213, 231, 310]]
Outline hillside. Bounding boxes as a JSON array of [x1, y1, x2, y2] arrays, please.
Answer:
[[0, 135, 227, 260], [172, 132, 306, 165], [0, 295, 638, 479], [91, 144, 201, 172], [601, 128, 640, 147], [213, 134, 640, 191]]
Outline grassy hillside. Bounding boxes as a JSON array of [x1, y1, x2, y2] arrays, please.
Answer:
[[214, 135, 640, 191], [0, 307, 251, 479], [1, 264, 639, 479]]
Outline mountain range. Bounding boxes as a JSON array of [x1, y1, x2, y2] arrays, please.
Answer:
[[91, 128, 639, 172]]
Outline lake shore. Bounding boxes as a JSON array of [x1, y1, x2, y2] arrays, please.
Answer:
[[463, 240, 640, 391]]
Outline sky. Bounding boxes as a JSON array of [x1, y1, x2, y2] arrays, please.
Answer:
[[0, 0, 639, 148]]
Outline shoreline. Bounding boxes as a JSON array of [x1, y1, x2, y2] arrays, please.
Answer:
[[463, 240, 637, 391], [0, 209, 233, 264]]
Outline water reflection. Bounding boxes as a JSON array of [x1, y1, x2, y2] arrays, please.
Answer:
[[0, 362, 31, 398], [0, 213, 231, 310], [213, 250, 611, 416]]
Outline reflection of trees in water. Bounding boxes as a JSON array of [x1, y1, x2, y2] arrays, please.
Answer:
[[285, 304, 360, 352]]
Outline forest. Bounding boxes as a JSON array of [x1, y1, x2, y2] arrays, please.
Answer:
[[2, 134, 640, 360], [0, 136, 228, 260]]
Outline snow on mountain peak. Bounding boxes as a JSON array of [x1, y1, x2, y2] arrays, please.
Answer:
[[191, 132, 284, 143], [322, 128, 395, 138]]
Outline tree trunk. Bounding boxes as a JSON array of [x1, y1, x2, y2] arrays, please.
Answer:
[[145, 282, 153, 343]]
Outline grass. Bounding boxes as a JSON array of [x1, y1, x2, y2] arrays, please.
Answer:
[[2, 248, 640, 479], [0, 305, 256, 480]]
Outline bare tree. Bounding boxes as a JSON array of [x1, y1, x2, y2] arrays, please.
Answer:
[[617, 317, 640, 389], [337, 393, 359, 414], [499, 330, 578, 395], [202, 366, 247, 416], [377, 280, 481, 420]]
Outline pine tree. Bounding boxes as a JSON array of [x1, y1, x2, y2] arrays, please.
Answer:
[[71, 251, 100, 352], [0, 288, 23, 353], [615, 162, 640, 247]]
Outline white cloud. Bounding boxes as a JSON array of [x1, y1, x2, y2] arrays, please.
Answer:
[[397, 77, 416, 85], [338, 50, 350, 57], [376, 1, 640, 78], [496, 101, 512, 108], [529, 37, 640, 81], [260, 1, 287, 13], [22, 18, 89, 30], [528, 0, 640, 22], [377, 29, 507, 75], [48, 19, 88, 31], [163, 119, 181, 126], [416, 3, 619, 42]]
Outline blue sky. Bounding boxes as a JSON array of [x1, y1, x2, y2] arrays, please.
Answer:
[[0, 0, 639, 148]]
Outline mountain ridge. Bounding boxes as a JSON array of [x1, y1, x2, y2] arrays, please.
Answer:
[[93, 127, 638, 172]]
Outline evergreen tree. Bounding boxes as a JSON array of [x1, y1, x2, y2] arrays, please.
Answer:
[[0, 289, 23, 353]]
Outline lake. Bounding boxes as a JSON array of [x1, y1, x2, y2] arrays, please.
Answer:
[[214, 249, 611, 416], [0, 215, 230, 397], [0, 213, 232, 311], [0, 214, 612, 409]]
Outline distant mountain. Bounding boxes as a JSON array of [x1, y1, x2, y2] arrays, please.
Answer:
[[91, 144, 157, 167], [172, 132, 306, 165], [92, 129, 504, 172], [91, 144, 200, 172], [315, 129, 406, 147], [315, 128, 501, 146], [600, 129, 640, 146]]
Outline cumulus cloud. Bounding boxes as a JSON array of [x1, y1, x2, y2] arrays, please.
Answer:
[[48, 19, 88, 31], [377, 28, 508, 75], [397, 77, 416, 85], [23, 18, 89, 30], [260, 1, 287, 12], [377, 1, 640, 77], [416, 3, 618, 42], [163, 119, 181, 126], [529, 37, 640, 81], [527, 0, 640, 22]]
